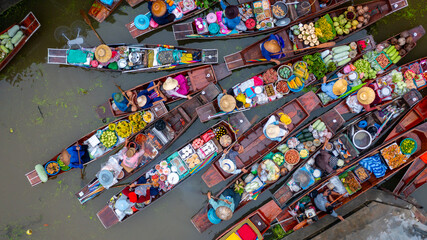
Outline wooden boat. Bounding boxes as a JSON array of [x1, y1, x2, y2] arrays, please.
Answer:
[[88, 0, 124, 23], [196, 35, 375, 122], [192, 105, 346, 233], [173, 0, 349, 41], [275, 122, 427, 234], [392, 56, 427, 91], [272, 91, 423, 209], [0, 12, 41, 72], [126, 0, 144, 7], [126, 2, 218, 39], [317, 25, 425, 109], [97, 113, 252, 228], [75, 84, 220, 204], [47, 43, 218, 73], [102, 65, 228, 118], [201, 91, 321, 188], [222, 0, 408, 71]]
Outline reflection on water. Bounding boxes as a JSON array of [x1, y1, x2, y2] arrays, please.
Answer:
[[0, 0, 426, 239]]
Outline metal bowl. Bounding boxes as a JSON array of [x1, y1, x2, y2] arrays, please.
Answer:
[[272, 2, 288, 19]]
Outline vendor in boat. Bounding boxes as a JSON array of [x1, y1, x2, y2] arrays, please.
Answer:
[[122, 182, 152, 204], [162, 76, 192, 99], [148, 0, 176, 25], [314, 140, 345, 175], [112, 91, 139, 113], [206, 188, 241, 224], [220, 0, 241, 30], [261, 34, 285, 65], [60, 144, 91, 169], [263, 115, 288, 142], [219, 144, 248, 175], [321, 77, 350, 100], [217, 92, 238, 114], [93, 44, 120, 69], [135, 82, 166, 109], [121, 139, 145, 172], [357, 86, 378, 108], [313, 188, 345, 221]]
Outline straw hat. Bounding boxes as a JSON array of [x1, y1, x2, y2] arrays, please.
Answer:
[[266, 124, 280, 138], [95, 44, 112, 63], [225, 5, 239, 19], [264, 40, 281, 53], [357, 87, 375, 105], [219, 95, 236, 112], [221, 159, 236, 173], [137, 95, 147, 107], [126, 148, 136, 158], [332, 79, 348, 96], [215, 206, 233, 220], [60, 149, 71, 166], [151, 0, 167, 17], [163, 77, 179, 91]]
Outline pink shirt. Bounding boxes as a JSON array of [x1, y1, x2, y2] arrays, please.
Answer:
[[121, 147, 144, 169]]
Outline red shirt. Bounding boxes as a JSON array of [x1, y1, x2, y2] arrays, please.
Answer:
[[122, 186, 151, 203]]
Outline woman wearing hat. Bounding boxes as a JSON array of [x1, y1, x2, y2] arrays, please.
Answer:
[[219, 144, 248, 175], [263, 115, 289, 142], [315, 140, 345, 175], [220, 0, 241, 30], [162, 75, 192, 99], [206, 187, 241, 224], [357, 86, 378, 107], [61, 144, 91, 169], [112, 91, 139, 113], [261, 34, 286, 65], [121, 139, 145, 172], [148, 0, 176, 25], [135, 82, 166, 109], [321, 76, 350, 99], [122, 182, 152, 204]]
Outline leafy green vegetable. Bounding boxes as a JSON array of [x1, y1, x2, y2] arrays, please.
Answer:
[[303, 52, 327, 79], [354, 59, 377, 80], [195, 0, 216, 9]]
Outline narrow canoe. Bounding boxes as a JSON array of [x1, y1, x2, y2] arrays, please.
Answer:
[[75, 84, 220, 204], [393, 156, 427, 198], [88, 0, 124, 23], [173, 0, 349, 41], [97, 114, 252, 229], [222, 0, 408, 71], [0, 12, 41, 72], [201, 91, 321, 188], [47, 43, 218, 73]]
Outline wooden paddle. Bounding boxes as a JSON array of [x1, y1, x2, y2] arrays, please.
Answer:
[[80, 9, 105, 44], [203, 192, 232, 204], [272, 42, 336, 56], [314, 74, 351, 86], [110, 183, 152, 188], [75, 144, 84, 179]]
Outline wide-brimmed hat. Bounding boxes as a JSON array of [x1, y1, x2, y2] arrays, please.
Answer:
[[151, 0, 167, 17], [137, 95, 147, 107], [215, 206, 233, 220], [114, 92, 124, 103], [264, 40, 281, 53], [219, 95, 236, 112], [357, 87, 375, 105], [163, 77, 179, 91], [266, 124, 280, 138], [60, 149, 71, 166], [99, 170, 114, 186], [134, 14, 149, 30], [332, 79, 348, 96], [225, 5, 239, 19], [126, 148, 136, 158], [221, 159, 236, 173], [95, 44, 112, 63]]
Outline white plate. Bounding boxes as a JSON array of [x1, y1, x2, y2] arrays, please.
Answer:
[[167, 173, 179, 185]]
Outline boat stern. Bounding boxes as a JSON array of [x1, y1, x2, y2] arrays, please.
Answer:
[[97, 205, 120, 229]]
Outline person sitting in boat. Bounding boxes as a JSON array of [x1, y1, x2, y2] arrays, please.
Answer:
[[135, 82, 166, 109], [93, 44, 120, 70], [60, 144, 91, 169], [162, 76, 192, 99], [121, 139, 145, 172], [148, 0, 176, 25], [263, 115, 288, 142], [261, 34, 285, 65], [137, 175, 160, 197], [356, 86, 377, 109], [219, 144, 248, 175], [220, 0, 241, 30], [313, 188, 345, 221], [206, 188, 241, 224], [321, 77, 350, 100], [315, 140, 345, 175], [122, 182, 152, 204], [112, 91, 138, 113]]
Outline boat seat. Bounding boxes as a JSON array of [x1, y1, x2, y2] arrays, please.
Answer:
[[177, 107, 191, 123]]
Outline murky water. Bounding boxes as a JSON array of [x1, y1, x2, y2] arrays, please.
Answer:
[[0, 0, 426, 239]]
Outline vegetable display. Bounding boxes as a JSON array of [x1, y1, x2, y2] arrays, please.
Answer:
[[116, 121, 131, 138], [303, 53, 327, 79], [297, 22, 319, 46], [0, 25, 25, 62], [354, 58, 376, 80], [400, 138, 416, 155], [272, 153, 284, 166], [332, 6, 370, 36], [315, 14, 336, 43], [285, 149, 300, 165], [100, 130, 118, 148], [381, 143, 408, 169]]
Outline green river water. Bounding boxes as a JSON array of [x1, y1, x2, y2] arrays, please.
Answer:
[[0, 0, 426, 239]]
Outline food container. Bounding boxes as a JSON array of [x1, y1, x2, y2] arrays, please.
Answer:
[[197, 140, 218, 160], [353, 165, 370, 183], [353, 130, 372, 149], [274, 80, 290, 94], [178, 144, 196, 160], [399, 138, 417, 155], [170, 155, 188, 176], [272, 152, 285, 166], [381, 143, 408, 170], [285, 149, 300, 165], [375, 51, 392, 70], [264, 84, 275, 97], [339, 171, 362, 195], [263, 69, 278, 84], [300, 149, 309, 159], [271, 2, 288, 19], [277, 65, 293, 80], [45, 161, 60, 176]]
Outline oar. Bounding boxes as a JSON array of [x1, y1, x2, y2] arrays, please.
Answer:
[[76, 145, 84, 179], [203, 192, 232, 204], [271, 42, 336, 56], [110, 183, 152, 188], [80, 9, 105, 44], [314, 74, 351, 86]]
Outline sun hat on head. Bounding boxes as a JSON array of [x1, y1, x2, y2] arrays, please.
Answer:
[[207, 208, 222, 224], [163, 77, 179, 91], [332, 79, 348, 96], [224, 5, 239, 19], [266, 124, 280, 138], [95, 44, 112, 63], [221, 159, 236, 173], [137, 95, 147, 107], [357, 87, 375, 105], [151, 0, 167, 17], [134, 14, 150, 30], [264, 40, 281, 53], [219, 95, 236, 112], [60, 149, 71, 166], [216, 206, 233, 220]]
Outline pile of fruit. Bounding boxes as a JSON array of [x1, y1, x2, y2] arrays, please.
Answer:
[[116, 121, 132, 138], [143, 111, 153, 123], [0, 25, 25, 62], [295, 22, 319, 46], [332, 6, 370, 36], [381, 143, 408, 169], [287, 61, 308, 91], [272, 153, 284, 166], [45, 161, 60, 175], [129, 112, 146, 133], [100, 130, 118, 148]]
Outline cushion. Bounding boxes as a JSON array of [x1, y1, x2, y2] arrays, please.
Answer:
[[236, 223, 257, 240], [225, 232, 241, 240]]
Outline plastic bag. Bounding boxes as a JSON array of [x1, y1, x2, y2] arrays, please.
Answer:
[[328, 176, 347, 194], [96, 155, 123, 189]]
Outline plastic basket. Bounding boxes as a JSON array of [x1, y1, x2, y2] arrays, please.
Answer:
[[45, 161, 60, 176], [375, 51, 392, 70], [352, 165, 370, 183], [399, 138, 417, 155]]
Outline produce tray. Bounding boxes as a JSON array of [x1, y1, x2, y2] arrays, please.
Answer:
[[352, 165, 370, 183], [167, 152, 189, 178], [178, 144, 196, 161], [375, 51, 392, 70], [339, 171, 361, 195], [380, 142, 408, 170]]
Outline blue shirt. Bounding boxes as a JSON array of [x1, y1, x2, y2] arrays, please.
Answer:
[[137, 82, 164, 108], [261, 34, 285, 61], [112, 93, 130, 113], [220, 1, 241, 30], [67, 145, 90, 169], [321, 81, 351, 100]]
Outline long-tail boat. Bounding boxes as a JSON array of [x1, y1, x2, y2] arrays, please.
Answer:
[[317, 25, 425, 109], [100, 65, 228, 118], [97, 113, 251, 228], [201, 91, 321, 188], [274, 121, 427, 234], [25, 84, 217, 187], [75, 84, 220, 204], [126, 2, 218, 39], [0, 12, 41, 72], [47, 43, 218, 73], [88, 0, 124, 23], [222, 0, 408, 71], [196, 35, 376, 122], [192, 104, 347, 233], [172, 0, 349, 41]]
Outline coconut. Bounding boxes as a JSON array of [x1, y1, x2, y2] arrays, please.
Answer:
[[399, 49, 407, 56], [406, 36, 414, 44], [357, 5, 363, 11], [394, 44, 401, 51], [400, 31, 409, 38], [357, 23, 363, 28], [357, 16, 364, 22], [363, 6, 369, 12], [358, 9, 364, 15], [390, 38, 398, 45], [397, 37, 406, 46]]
